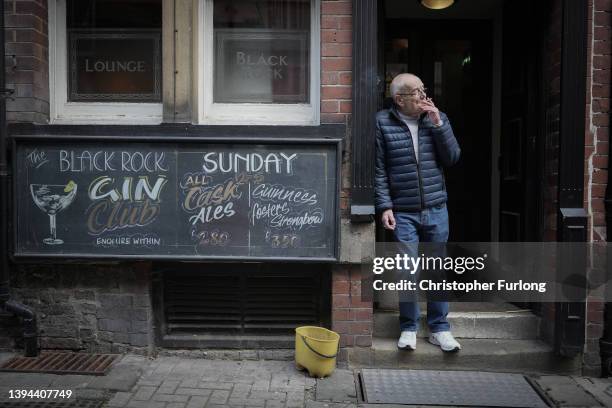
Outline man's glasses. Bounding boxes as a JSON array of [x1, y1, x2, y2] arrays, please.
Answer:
[[397, 87, 428, 100]]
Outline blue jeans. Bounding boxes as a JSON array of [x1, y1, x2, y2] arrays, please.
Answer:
[[393, 203, 450, 333]]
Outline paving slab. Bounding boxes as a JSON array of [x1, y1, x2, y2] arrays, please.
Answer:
[[5, 351, 612, 408], [73, 388, 109, 400], [531, 375, 603, 407], [0, 372, 55, 387], [107, 391, 133, 407], [316, 369, 358, 403], [0, 353, 148, 406], [572, 377, 612, 407], [358, 405, 457, 408], [98, 358, 320, 408], [306, 401, 357, 408], [51, 373, 92, 388], [0, 351, 16, 364], [186, 395, 209, 408], [87, 355, 148, 392]]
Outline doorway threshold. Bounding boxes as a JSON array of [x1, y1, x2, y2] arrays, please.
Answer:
[[374, 302, 539, 339]]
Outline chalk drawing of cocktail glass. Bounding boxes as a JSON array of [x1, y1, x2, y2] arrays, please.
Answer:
[[30, 181, 77, 245]]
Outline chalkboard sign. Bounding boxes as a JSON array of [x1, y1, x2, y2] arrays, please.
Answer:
[[13, 137, 339, 261]]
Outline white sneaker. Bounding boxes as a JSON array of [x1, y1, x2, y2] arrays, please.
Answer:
[[397, 331, 417, 350], [429, 331, 461, 352]]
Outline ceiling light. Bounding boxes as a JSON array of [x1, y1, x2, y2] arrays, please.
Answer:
[[420, 0, 456, 10]]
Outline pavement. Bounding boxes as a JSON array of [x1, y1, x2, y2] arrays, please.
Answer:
[[1, 351, 612, 407]]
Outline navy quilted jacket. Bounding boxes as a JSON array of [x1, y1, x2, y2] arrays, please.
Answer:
[[375, 106, 461, 212]]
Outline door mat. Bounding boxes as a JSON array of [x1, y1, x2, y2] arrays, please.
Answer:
[[0, 352, 118, 375], [359, 369, 549, 407]]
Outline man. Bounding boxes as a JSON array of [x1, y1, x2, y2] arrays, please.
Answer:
[[375, 73, 461, 352]]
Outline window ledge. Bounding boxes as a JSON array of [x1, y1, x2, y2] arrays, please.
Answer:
[[51, 116, 163, 125], [9, 123, 346, 139]]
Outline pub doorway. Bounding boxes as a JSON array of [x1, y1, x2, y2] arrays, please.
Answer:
[[377, 0, 546, 243], [381, 18, 493, 242], [373, 0, 553, 363]]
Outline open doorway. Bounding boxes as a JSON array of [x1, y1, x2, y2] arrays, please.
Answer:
[[373, 0, 550, 346], [381, 19, 493, 242], [377, 0, 546, 243]]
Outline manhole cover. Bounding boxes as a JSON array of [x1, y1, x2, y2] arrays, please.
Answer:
[[0, 399, 106, 407], [0, 352, 118, 375], [359, 369, 549, 407]]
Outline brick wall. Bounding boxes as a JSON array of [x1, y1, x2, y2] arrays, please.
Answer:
[[589, 0, 610, 243], [321, 0, 353, 216], [584, 297, 604, 375], [532, 0, 609, 375], [4, 0, 49, 123], [0, 0, 156, 357], [322, 1, 373, 349], [320, 0, 352, 126], [331, 264, 372, 350], [0, 264, 154, 355], [583, 0, 611, 376], [0, 0, 367, 355], [538, 0, 612, 375]]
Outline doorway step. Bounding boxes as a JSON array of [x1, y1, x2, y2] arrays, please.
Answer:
[[375, 302, 539, 339], [348, 303, 581, 374]]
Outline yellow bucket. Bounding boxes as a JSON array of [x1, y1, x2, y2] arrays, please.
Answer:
[[295, 326, 340, 378]]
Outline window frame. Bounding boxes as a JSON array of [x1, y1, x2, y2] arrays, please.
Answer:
[[195, 0, 321, 125], [48, 0, 163, 124]]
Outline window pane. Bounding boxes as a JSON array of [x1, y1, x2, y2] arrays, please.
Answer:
[[213, 0, 311, 104], [67, 0, 162, 102]]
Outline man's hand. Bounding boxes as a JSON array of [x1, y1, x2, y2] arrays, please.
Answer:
[[381, 209, 396, 230], [419, 97, 442, 126]]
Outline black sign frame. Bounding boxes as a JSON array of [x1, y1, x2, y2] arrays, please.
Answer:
[[11, 135, 341, 263]]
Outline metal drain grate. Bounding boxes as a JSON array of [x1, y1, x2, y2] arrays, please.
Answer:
[[0, 399, 106, 407], [359, 369, 549, 407], [0, 352, 118, 375]]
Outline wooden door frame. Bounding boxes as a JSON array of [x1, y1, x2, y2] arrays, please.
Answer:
[[554, 0, 588, 358]]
